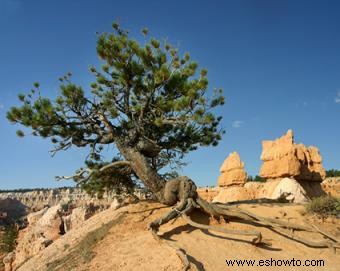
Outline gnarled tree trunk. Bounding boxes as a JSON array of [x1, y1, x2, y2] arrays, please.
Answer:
[[116, 140, 339, 271], [116, 140, 197, 205]]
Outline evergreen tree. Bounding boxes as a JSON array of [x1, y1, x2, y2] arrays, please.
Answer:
[[7, 22, 224, 202], [8, 24, 333, 264]]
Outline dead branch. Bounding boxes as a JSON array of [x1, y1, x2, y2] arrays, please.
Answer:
[[55, 168, 93, 181], [99, 161, 131, 172], [55, 160, 131, 182]]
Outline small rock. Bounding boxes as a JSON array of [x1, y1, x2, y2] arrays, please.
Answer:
[[110, 198, 121, 210], [3, 252, 15, 271]]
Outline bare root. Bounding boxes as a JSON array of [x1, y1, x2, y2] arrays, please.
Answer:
[[148, 200, 191, 271], [148, 177, 340, 270]]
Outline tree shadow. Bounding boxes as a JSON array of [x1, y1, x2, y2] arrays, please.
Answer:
[[187, 254, 205, 271], [160, 208, 282, 271], [129, 205, 169, 214], [199, 229, 281, 251], [162, 224, 196, 239]]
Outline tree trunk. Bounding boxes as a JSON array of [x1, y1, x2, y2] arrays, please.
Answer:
[[115, 140, 197, 205], [115, 141, 165, 199], [115, 140, 339, 271]]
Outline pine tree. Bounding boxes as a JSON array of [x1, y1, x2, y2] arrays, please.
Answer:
[[7, 22, 224, 201], [8, 23, 339, 267]]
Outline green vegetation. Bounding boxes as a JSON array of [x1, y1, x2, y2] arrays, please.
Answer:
[[306, 196, 340, 218], [325, 169, 340, 178], [7, 22, 224, 196], [247, 175, 266, 183], [79, 160, 137, 197], [0, 225, 18, 253]]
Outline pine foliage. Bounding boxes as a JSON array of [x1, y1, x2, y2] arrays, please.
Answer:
[[7, 22, 225, 191]]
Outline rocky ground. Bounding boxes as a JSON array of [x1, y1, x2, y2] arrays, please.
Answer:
[[3, 129, 339, 270], [1, 169, 338, 270], [11, 199, 339, 271], [0, 230, 4, 271]]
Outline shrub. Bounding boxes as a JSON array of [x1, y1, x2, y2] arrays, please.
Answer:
[[306, 196, 340, 218], [247, 175, 266, 183], [325, 169, 340, 178], [0, 225, 18, 253]]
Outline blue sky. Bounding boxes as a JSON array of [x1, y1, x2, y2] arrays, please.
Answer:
[[0, 0, 339, 189]]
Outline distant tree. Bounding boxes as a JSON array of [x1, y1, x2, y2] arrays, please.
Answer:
[[325, 169, 340, 178], [247, 175, 266, 183], [253, 175, 266, 182], [7, 23, 339, 267]]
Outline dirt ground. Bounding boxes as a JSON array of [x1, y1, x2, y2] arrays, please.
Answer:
[[16, 199, 339, 271]]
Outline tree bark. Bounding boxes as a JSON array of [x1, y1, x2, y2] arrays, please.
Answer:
[[114, 139, 339, 271], [115, 140, 166, 201], [115, 140, 198, 205]]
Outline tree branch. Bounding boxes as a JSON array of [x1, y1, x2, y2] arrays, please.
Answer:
[[56, 160, 131, 183], [55, 168, 93, 181], [99, 161, 131, 172]]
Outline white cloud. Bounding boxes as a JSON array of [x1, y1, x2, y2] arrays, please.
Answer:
[[335, 91, 340, 104], [232, 120, 243, 128], [0, 103, 4, 110]]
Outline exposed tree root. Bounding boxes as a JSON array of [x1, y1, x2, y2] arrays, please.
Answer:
[[312, 224, 340, 243], [182, 199, 263, 245], [147, 177, 340, 270], [150, 226, 190, 271], [148, 200, 191, 270]]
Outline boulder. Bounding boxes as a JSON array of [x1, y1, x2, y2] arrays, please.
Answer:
[[217, 152, 247, 187], [270, 178, 309, 203], [259, 130, 326, 181]]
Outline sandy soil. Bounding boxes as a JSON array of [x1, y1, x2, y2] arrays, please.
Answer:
[[17, 201, 340, 271]]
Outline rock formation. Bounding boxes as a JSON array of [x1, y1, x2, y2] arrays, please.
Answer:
[[13, 204, 64, 267], [197, 187, 220, 202], [217, 152, 247, 187], [0, 188, 114, 211], [0, 187, 151, 270], [0, 187, 151, 213], [213, 178, 310, 203], [270, 178, 309, 202], [9, 200, 121, 269], [321, 177, 340, 197], [213, 186, 249, 203], [259, 129, 326, 182], [213, 130, 328, 203]]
